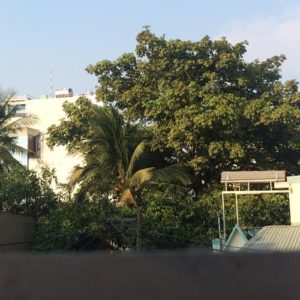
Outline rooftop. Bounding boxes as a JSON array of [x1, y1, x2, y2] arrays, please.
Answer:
[[243, 225, 300, 253]]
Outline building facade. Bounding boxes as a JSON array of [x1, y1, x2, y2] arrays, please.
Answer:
[[11, 92, 98, 184]]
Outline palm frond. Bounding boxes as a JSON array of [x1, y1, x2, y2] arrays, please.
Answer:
[[88, 106, 128, 174], [69, 165, 86, 187], [126, 141, 146, 179], [63, 104, 193, 203], [151, 165, 193, 186], [119, 188, 135, 205], [2, 142, 28, 154], [0, 146, 21, 167], [0, 99, 38, 169], [5, 114, 37, 132], [129, 167, 155, 186]]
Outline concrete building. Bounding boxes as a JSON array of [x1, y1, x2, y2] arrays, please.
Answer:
[[10, 91, 98, 184]]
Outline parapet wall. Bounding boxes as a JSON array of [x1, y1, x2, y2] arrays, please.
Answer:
[[0, 252, 299, 299]]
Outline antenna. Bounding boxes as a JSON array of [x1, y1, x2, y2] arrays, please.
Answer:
[[49, 65, 53, 97]]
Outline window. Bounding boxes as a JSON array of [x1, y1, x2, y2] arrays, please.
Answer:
[[28, 134, 41, 156]]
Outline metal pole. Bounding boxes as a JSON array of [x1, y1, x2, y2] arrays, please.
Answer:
[[222, 193, 226, 239], [235, 193, 239, 226], [217, 212, 221, 239]]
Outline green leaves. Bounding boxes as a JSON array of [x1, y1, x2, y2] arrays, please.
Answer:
[[0, 166, 59, 218], [88, 29, 300, 181]]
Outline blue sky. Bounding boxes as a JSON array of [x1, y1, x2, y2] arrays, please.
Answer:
[[1, 0, 300, 96]]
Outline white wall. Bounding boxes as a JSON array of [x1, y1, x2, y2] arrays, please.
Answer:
[[19, 95, 98, 184], [287, 176, 300, 225], [14, 135, 28, 166]]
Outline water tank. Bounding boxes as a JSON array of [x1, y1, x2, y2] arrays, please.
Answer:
[[55, 88, 73, 98]]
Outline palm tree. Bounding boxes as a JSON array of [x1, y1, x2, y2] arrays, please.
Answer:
[[0, 99, 35, 170], [117, 141, 192, 251], [69, 106, 192, 251]]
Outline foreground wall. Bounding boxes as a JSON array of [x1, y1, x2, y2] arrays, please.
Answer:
[[0, 252, 299, 299], [0, 212, 34, 251]]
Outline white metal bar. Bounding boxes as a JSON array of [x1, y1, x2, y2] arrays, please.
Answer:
[[222, 190, 289, 195], [235, 193, 239, 226], [221, 179, 285, 183], [274, 182, 289, 189], [222, 193, 226, 239]]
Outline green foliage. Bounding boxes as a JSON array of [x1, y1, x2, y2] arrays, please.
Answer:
[[47, 98, 147, 194], [47, 97, 145, 154], [87, 29, 300, 184], [47, 99, 192, 251], [37, 31, 295, 251], [47, 101, 191, 203], [1, 165, 287, 251], [132, 185, 290, 249], [238, 194, 289, 227], [141, 185, 214, 249], [47, 97, 99, 152], [0, 166, 58, 218], [32, 197, 123, 252]]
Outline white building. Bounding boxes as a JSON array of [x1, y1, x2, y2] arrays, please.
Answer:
[[10, 90, 98, 184]]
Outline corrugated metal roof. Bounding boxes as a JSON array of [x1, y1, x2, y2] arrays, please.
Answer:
[[221, 171, 286, 183], [243, 226, 300, 253]]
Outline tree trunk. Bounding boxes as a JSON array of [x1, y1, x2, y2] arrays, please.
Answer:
[[136, 207, 143, 252]]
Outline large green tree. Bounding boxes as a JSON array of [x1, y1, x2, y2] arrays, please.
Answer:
[[87, 29, 300, 188]]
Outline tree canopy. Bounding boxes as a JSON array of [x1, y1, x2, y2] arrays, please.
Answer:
[[87, 29, 300, 186]]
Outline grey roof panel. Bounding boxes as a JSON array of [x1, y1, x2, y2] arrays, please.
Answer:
[[221, 171, 286, 183], [243, 225, 300, 253]]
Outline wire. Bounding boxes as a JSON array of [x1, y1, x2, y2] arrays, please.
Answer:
[[0, 241, 32, 247]]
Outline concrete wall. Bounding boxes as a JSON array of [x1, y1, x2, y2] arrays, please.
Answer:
[[0, 212, 34, 252], [0, 252, 300, 299], [12, 95, 99, 184], [14, 135, 28, 166], [27, 96, 86, 183], [288, 183, 300, 225], [287, 176, 300, 225]]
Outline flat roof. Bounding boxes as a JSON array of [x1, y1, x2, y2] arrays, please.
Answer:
[[221, 171, 286, 183]]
